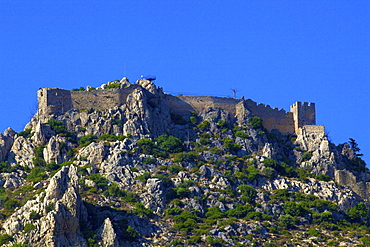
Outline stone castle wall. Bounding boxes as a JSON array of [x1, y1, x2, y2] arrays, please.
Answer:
[[290, 102, 316, 133], [242, 99, 295, 134], [166, 95, 296, 134], [38, 85, 318, 135], [38, 85, 141, 115]]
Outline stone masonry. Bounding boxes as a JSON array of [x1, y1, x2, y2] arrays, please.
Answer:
[[37, 80, 322, 135]]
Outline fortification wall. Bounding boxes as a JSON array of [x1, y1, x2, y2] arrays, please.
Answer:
[[37, 88, 73, 116], [70, 84, 141, 111], [167, 95, 295, 134], [38, 85, 317, 136], [290, 102, 316, 133], [178, 96, 239, 115], [243, 99, 295, 134]]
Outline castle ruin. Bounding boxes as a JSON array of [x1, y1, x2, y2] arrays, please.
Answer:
[[37, 79, 323, 135]]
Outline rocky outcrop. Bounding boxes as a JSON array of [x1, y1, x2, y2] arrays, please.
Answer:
[[0, 171, 26, 189], [43, 136, 70, 164], [77, 141, 107, 167], [0, 128, 16, 162], [2, 165, 88, 246], [142, 178, 166, 214], [8, 136, 35, 168], [97, 218, 119, 247]]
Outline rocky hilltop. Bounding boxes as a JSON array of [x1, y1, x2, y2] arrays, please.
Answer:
[[0, 77, 369, 246]]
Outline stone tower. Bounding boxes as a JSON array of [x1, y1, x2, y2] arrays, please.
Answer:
[[290, 102, 316, 134], [37, 88, 73, 117]]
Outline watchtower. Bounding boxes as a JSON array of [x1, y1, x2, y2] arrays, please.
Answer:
[[290, 102, 316, 134], [37, 88, 73, 116]]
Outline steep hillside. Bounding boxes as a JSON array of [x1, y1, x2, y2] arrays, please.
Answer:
[[0, 78, 369, 246]]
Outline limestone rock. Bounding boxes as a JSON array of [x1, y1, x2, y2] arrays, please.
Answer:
[[31, 121, 54, 146], [43, 135, 69, 164], [97, 218, 119, 247], [0, 128, 16, 162], [2, 165, 88, 246], [8, 136, 35, 168], [0, 171, 26, 189], [77, 141, 107, 168], [141, 178, 165, 214]]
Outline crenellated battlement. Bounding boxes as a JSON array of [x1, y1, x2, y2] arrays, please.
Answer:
[[37, 79, 320, 135]]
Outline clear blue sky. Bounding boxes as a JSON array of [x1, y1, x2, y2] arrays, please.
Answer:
[[1, 1, 369, 164]]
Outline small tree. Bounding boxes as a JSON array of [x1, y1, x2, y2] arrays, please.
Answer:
[[348, 138, 363, 157]]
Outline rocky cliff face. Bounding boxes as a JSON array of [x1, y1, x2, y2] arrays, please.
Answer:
[[2, 166, 87, 246], [0, 79, 369, 246]]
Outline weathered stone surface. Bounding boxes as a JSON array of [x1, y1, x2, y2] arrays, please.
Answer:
[[2, 165, 88, 246], [141, 178, 165, 214], [97, 218, 119, 247], [262, 177, 358, 210], [77, 141, 107, 167], [0, 171, 26, 189], [0, 128, 16, 162], [8, 136, 35, 168], [43, 135, 68, 164]]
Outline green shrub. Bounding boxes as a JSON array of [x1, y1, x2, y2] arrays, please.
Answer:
[[278, 214, 297, 229], [27, 167, 47, 183], [137, 138, 158, 155], [173, 211, 201, 224], [18, 128, 33, 138], [346, 202, 368, 223], [0, 161, 16, 173], [173, 152, 199, 163], [166, 207, 182, 216], [0, 234, 13, 245], [4, 199, 20, 210], [78, 134, 97, 147], [306, 228, 323, 237], [174, 187, 191, 198], [245, 211, 262, 220], [312, 211, 333, 224], [105, 83, 121, 89], [144, 157, 156, 164], [104, 183, 125, 197], [136, 172, 151, 184], [316, 174, 331, 182], [122, 225, 139, 241], [187, 236, 201, 244], [30, 210, 42, 220], [205, 207, 225, 219], [248, 116, 263, 129], [197, 120, 210, 130], [223, 138, 242, 153], [246, 165, 260, 182], [98, 134, 126, 142], [301, 152, 313, 161], [133, 202, 153, 217], [237, 184, 257, 198], [45, 203, 55, 213], [283, 201, 307, 217], [88, 173, 109, 190], [45, 161, 60, 171], [23, 223, 35, 233], [46, 119, 75, 141], [157, 135, 184, 153], [11, 243, 28, 247], [168, 165, 185, 175], [235, 130, 248, 138], [190, 113, 199, 125], [227, 204, 253, 218], [71, 87, 85, 91]]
